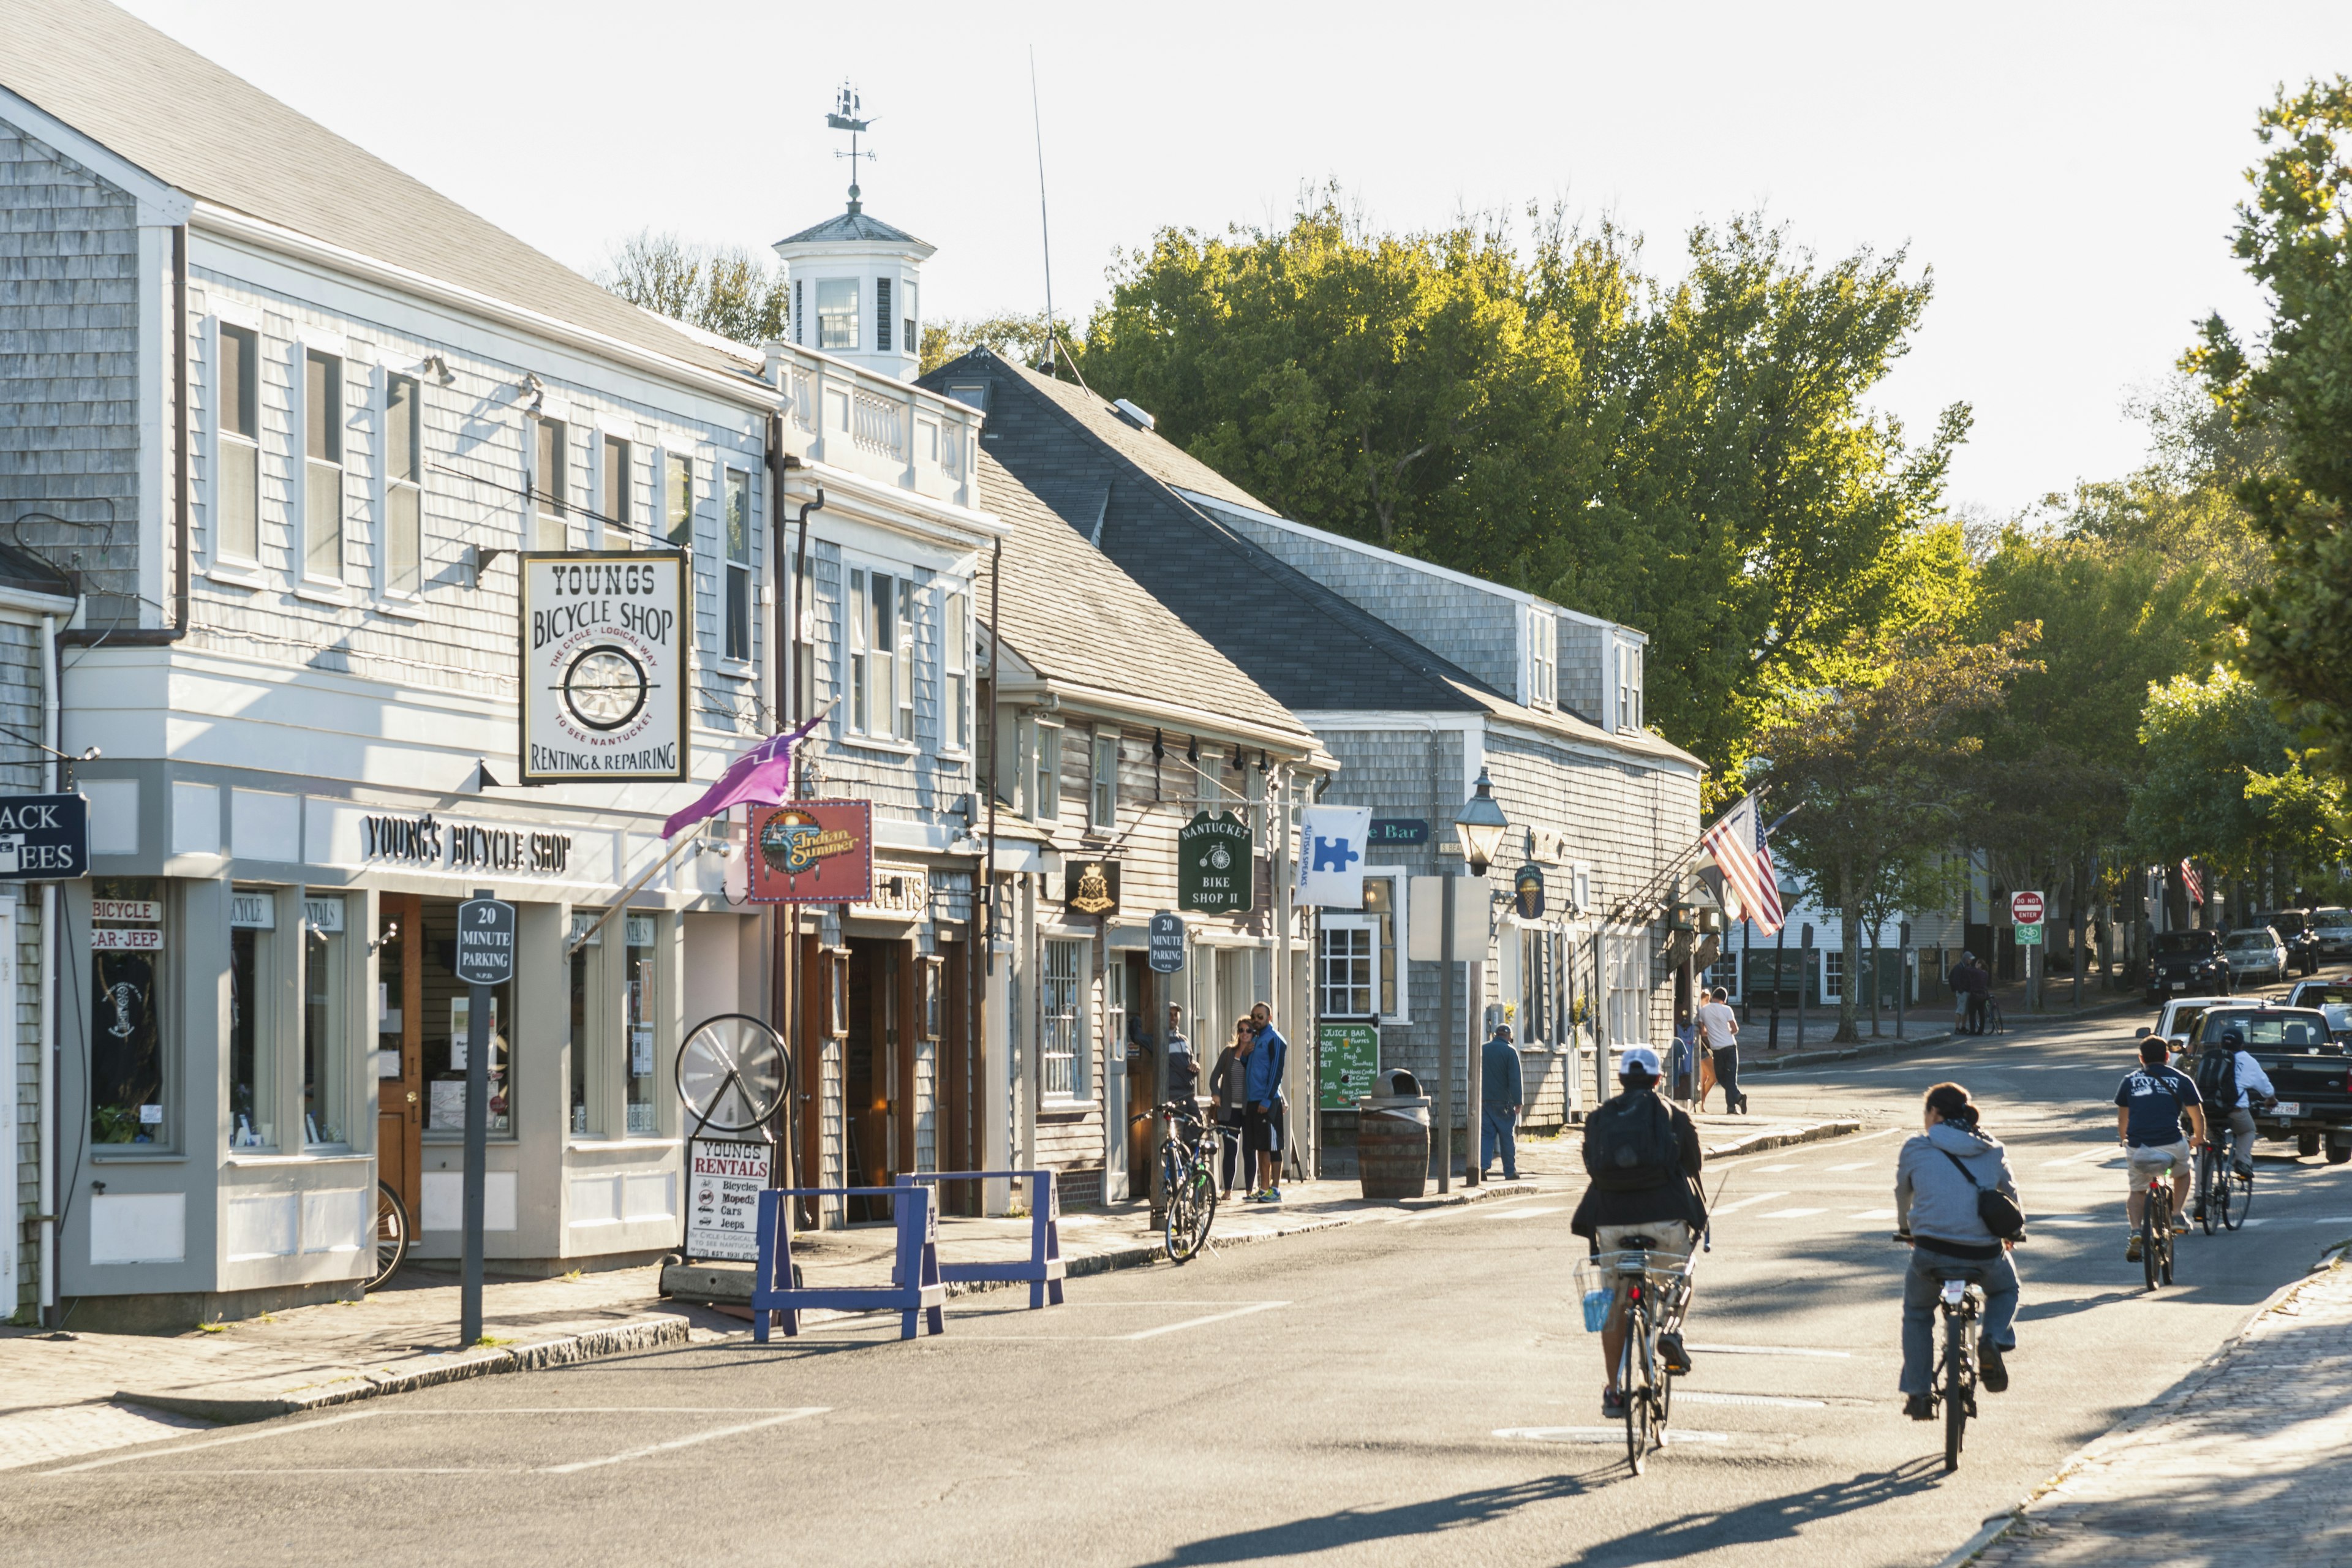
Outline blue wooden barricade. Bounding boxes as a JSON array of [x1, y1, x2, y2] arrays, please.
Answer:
[[749, 1185, 944, 1343], [895, 1169, 1065, 1310]]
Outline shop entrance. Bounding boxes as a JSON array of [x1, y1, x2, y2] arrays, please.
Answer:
[[377, 894, 515, 1224], [843, 938, 911, 1221]]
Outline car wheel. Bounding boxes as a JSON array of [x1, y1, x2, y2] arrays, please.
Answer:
[[2299, 1130, 2322, 1157]]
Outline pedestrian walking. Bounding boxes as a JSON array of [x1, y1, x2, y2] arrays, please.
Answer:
[[1207, 1017, 1250, 1196], [1242, 1001, 1290, 1201], [1696, 985, 1747, 1114], [1481, 1022, 1524, 1179]]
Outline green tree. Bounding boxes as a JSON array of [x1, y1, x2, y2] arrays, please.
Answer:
[[1758, 622, 2038, 1042], [2127, 664, 2342, 900], [921, 310, 1061, 376], [598, 231, 786, 345]]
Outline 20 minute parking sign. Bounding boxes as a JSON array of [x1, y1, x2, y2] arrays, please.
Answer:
[[0, 793, 89, 880]]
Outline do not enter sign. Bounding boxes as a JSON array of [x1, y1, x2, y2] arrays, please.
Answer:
[[2010, 891, 2045, 925]]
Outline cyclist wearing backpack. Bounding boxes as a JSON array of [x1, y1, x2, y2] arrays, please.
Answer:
[[1893, 1082, 2022, 1419], [2196, 1026, 2275, 1185], [1570, 1046, 1706, 1419]]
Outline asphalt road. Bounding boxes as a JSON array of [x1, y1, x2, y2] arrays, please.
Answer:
[[10, 1005, 2350, 1568]]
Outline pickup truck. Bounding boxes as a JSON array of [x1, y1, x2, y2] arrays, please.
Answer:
[[2185, 1002, 2352, 1164]]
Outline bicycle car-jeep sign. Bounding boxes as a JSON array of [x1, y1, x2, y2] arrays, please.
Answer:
[[518, 551, 688, 783]]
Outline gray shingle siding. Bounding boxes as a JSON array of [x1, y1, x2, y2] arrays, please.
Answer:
[[0, 617, 43, 1314]]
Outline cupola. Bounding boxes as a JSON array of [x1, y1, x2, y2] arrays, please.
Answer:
[[771, 82, 936, 383]]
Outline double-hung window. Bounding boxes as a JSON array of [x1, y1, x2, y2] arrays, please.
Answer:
[[1607, 932, 1651, 1047], [384, 374, 423, 595], [664, 452, 693, 547], [792, 556, 816, 720], [893, 576, 914, 741], [1032, 720, 1062, 822], [902, 282, 917, 365], [1319, 919, 1376, 1020], [1616, 641, 1643, 730], [1042, 938, 1087, 1099], [303, 349, 345, 581], [943, 590, 969, 751], [603, 435, 633, 548], [216, 325, 260, 563], [723, 467, 752, 662], [817, 279, 858, 351], [1090, 731, 1118, 831], [1822, 949, 1844, 1002], [1530, 611, 1558, 710], [846, 568, 911, 740], [1518, 925, 1549, 1042], [533, 418, 568, 550]]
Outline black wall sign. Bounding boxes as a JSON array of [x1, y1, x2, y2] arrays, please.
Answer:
[[1513, 864, 1546, 921], [1177, 812, 1254, 913], [454, 894, 518, 986], [1368, 818, 1430, 846], [1066, 859, 1120, 917], [1148, 911, 1186, 973], [0, 792, 89, 880]]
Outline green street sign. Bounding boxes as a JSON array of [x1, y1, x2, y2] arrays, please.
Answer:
[[1177, 811, 1254, 913], [2016, 921, 2043, 946], [1319, 1022, 1379, 1108]]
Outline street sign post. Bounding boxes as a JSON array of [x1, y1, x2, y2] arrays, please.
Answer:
[[2015, 921, 2043, 946], [1147, 911, 1186, 974], [2010, 892, 2046, 1012], [2010, 891, 2045, 925], [454, 891, 515, 1345]]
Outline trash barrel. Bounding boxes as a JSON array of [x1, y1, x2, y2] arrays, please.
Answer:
[[1356, 1091, 1431, 1200]]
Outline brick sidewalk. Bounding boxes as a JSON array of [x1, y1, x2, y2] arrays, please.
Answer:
[[1967, 1253, 2352, 1567]]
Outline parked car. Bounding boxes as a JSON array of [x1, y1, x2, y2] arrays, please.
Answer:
[[2146, 928, 2231, 1002], [2262, 908, 2323, 975], [2283, 979, 2352, 1041], [2312, 907, 2352, 959], [2223, 926, 2289, 986], [2136, 998, 2218, 1061], [2186, 1003, 2352, 1164]]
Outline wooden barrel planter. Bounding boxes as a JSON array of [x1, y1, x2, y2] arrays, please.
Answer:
[[1356, 1094, 1431, 1200]]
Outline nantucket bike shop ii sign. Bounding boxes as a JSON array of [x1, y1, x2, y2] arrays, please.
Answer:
[[518, 551, 688, 783]]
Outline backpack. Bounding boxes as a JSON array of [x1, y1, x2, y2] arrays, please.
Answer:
[[1583, 1093, 1679, 1192], [2196, 1047, 2239, 1110], [1938, 1147, 2027, 1242]]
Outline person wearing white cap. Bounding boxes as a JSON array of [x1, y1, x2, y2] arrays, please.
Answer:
[[1570, 1044, 1708, 1419]]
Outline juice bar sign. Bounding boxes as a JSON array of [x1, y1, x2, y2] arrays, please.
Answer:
[[363, 812, 573, 877]]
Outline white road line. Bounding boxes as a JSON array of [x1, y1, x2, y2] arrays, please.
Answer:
[[1849, 1208, 1898, 1221], [1823, 1163, 1874, 1172], [1683, 1343, 1853, 1359], [1674, 1392, 1828, 1408], [42, 1410, 383, 1474], [1707, 1191, 1790, 1216], [1752, 1164, 1798, 1173], [1483, 1205, 1565, 1220], [1123, 1300, 1289, 1340], [1494, 1426, 1730, 1444], [538, 1408, 827, 1474], [1755, 1208, 1829, 1219]]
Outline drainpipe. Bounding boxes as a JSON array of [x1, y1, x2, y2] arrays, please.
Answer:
[[37, 612, 57, 1324], [64, 223, 190, 647]]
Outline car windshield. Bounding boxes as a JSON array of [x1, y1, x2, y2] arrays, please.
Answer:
[[2274, 913, 2310, 935], [2225, 932, 2277, 950], [2316, 908, 2352, 929], [2195, 1010, 2337, 1052], [2296, 984, 2352, 1008], [2164, 1005, 2210, 1038], [2152, 932, 2218, 955]]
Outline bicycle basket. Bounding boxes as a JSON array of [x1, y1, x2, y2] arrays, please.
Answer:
[[1571, 1256, 1615, 1333]]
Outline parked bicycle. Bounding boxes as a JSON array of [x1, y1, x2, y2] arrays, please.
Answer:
[[1132, 1101, 1235, 1263], [2195, 1143, 2252, 1234], [2138, 1169, 2177, 1289], [370, 1180, 409, 1291], [1577, 1234, 1700, 1476]]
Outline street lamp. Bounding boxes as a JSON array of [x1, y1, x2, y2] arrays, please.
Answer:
[[1442, 769, 1511, 1191]]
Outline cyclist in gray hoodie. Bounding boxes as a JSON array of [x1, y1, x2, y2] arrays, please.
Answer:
[[1893, 1082, 2022, 1420]]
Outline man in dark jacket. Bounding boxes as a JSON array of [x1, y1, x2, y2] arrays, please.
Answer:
[[1571, 1046, 1707, 1417], [1480, 1023, 1525, 1180], [1950, 952, 1992, 1034]]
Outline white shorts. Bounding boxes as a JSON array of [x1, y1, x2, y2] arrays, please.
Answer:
[[2127, 1140, 2191, 1180]]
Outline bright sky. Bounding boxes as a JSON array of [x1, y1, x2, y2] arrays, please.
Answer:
[[116, 0, 2352, 520]]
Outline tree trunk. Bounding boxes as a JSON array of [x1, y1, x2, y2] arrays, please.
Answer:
[[1835, 868, 1863, 1044]]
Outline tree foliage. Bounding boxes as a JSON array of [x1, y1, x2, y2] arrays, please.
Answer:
[[598, 231, 787, 346], [920, 310, 1061, 376], [2127, 665, 2345, 884]]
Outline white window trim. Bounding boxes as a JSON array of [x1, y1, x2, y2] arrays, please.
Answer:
[[1318, 914, 1379, 1022], [717, 464, 758, 672], [1039, 935, 1089, 1104], [202, 314, 266, 585], [1363, 866, 1409, 1024], [940, 587, 971, 758], [1030, 717, 1063, 824], [1527, 608, 1558, 712], [1089, 728, 1120, 832], [293, 341, 351, 592], [369, 363, 425, 612]]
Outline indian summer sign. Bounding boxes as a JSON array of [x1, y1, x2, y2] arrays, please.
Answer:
[[1178, 811, 1254, 914], [748, 800, 873, 902]]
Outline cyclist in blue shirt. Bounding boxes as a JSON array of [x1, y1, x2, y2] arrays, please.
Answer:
[[2116, 1036, 2207, 1262]]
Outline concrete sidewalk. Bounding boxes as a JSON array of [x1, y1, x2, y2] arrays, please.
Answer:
[[1959, 1246, 2352, 1567]]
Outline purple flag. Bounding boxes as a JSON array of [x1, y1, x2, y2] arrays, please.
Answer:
[[662, 714, 822, 839]]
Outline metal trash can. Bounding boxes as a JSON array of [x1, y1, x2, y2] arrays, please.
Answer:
[[1356, 1090, 1431, 1200]]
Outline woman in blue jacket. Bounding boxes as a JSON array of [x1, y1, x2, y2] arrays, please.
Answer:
[[1893, 1082, 2022, 1419]]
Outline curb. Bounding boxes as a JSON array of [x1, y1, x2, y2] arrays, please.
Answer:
[[1932, 1239, 2352, 1567], [1703, 1118, 1861, 1159], [113, 1314, 690, 1425], [1747, 996, 2145, 1076], [663, 1180, 1548, 1309]]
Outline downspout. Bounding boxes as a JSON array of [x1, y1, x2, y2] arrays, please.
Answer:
[[37, 613, 57, 1325], [981, 537, 1001, 1206], [64, 222, 190, 647]]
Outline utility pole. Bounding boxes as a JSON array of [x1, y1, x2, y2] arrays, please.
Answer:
[[1438, 872, 1455, 1194]]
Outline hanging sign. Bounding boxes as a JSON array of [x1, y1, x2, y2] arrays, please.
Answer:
[[1298, 805, 1373, 909], [0, 792, 88, 880], [748, 800, 873, 903], [518, 550, 688, 783], [686, 1137, 772, 1262], [1513, 864, 1546, 920], [1065, 858, 1121, 916], [1148, 911, 1187, 973], [1318, 1022, 1379, 1108], [1178, 812, 1254, 913]]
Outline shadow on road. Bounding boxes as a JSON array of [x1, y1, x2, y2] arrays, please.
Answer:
[[1574, 1456, 1949, 1566], [1144, 1474, 1600, 1564]]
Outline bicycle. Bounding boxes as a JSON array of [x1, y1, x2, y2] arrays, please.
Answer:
[[369, 1180, 409, 1291], [1581, 1235, 1700, 1476], [2195, 1140, 2253, 1234], [1931, 1269, 1983, 1472], [2138, 1167, 2177, 1290], [1133, 1102, 1234, 1263]]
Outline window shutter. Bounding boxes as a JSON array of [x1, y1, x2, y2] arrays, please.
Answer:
[[875, 278, 892, 353], [793, 280, 803, 345]]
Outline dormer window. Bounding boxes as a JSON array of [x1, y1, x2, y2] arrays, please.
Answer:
[[817, 279, 858, 351], [1528, 610, 1557, 712], [1616, 640, 1643, 731]]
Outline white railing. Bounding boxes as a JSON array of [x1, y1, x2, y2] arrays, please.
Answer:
[[851, 390, 905, 459]]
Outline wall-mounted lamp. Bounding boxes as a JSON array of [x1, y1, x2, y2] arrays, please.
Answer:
[[421, 353, 455, 386], [519, 372, 546, 415], [369, 919, 401, 955]]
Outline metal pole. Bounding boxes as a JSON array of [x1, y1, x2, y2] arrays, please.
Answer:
[[1796, 925, 1811, 1050], [1768, 922, 1784, 1050], [460, 889, 493, 1346], [1438, 870, 1455, 1194], [1897, 921, 1910, 1040]]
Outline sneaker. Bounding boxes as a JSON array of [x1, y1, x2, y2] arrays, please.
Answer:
[[2192, 1200, 2207, 1224], [1904, 1393, 1935, 1422], [2171, 1214, 2190, 1235], [1978, 1338, 2009, 1393], [1659, 1332, 1692, 1375], [1261, 1187, 1282, 1203], [2233, 1162, 2254, 1180], [2125, 1233, 2143, 1262], [1602, 1389, 1626, 1419]]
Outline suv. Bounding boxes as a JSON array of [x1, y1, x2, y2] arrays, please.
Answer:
[[2146, 929, 2231, 1003], [2223, 927, 2289, 986], [2312, 907, 2352, 959], [2186, 1003, 2352, 1164]]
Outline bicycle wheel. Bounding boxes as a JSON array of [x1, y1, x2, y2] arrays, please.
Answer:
[[2160, 1219, 2176, 1286], [1185, 1164, 1218, 1256], [1942, 1317, 1969, 1472], [1621, 1305, 1653, 1476], [1163, 1147, 1199, 1262], [2141, 1201, 2160, 1292], [369, 1181, 409, 1291], [2225, 1168, 2250, 1232], [2196, 1150, 2219, 1235]]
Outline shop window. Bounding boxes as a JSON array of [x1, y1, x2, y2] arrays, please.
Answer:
[[304, 896, 348, 1147], [570, 913, 602, 1136], [1042, 937, 1087, 1100], [90, 880, 168, 1147], [625, 914, 659, 1135], [1362, 875, 1401, 1019], [423, 900, 513, 1137], [229, 890, 276, 1148], [1706, 951, 1739, 1003], [1607, 932, 1651, 1047], [1319, 921, 1375, 1020]]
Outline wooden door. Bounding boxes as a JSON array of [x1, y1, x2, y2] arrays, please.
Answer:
[[375, 893, 424, 1219]]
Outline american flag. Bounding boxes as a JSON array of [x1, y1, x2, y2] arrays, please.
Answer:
[[2180, 859, 2204, 905], [1702, 794, 1785, 936]]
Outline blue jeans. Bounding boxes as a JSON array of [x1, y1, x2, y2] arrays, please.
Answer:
[[1480, 1107, 1517, 1178], [1901, 1243, 2019, 1395]]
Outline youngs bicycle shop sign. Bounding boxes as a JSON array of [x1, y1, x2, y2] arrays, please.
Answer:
[[518, 551, 688, 784]]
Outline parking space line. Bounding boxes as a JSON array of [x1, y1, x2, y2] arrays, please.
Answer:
[[43, 1411, 383, 1474], [1495, 1426, 1730, 1444], [1684, 1343, 1852, 1359], [540, 1408, 827, 1474], [1123, 1301, 1289, 1340], [1707, 1191, 1790, 1216]]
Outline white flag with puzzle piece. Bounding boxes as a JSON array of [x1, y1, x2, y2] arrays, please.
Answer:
[[1297, 805, 1373, 908]]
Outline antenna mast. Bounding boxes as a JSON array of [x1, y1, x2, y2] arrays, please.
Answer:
[[1030, 47, 1057, 374], [826, 80, 876, 215]]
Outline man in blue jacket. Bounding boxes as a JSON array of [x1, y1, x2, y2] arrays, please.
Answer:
[[1242, 1001, 1289, 1201], [1482, 1022, 1525, 1179]]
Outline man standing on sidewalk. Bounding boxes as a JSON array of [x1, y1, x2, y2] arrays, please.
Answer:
[[1951, 951, 1992, 1035], [1697, 986, 1747, 1114], [1482, 1022, 1524, 1180], [1243, 1001, 1289, 1202]]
